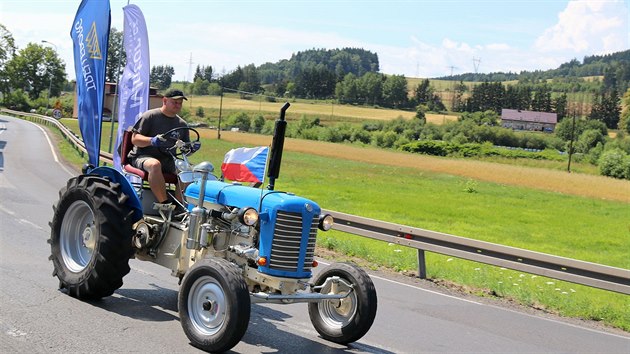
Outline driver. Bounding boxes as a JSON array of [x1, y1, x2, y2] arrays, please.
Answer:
[[127, 88, 190, 207]]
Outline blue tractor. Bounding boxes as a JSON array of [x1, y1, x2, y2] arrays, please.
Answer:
[[48, 103, 377, 352]]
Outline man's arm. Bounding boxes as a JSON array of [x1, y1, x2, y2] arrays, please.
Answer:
[[131, 132, 153, 147]]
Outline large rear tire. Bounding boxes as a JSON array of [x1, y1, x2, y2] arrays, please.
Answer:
[[49, 175, 134, 299], [178, 258, 251, 353], [308, 262, 377, 344]]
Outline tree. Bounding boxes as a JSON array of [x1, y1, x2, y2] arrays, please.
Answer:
[[620, 88, 630, 133], [192, 77, 210, 95], [382, 75, 408, 108], [336, 73, 359, 103], [531, 84, 552, 112], [194, 65, 213, 82], [553, 93, 568, 121], [6, 43, 65, 99], [590, 90, 620, 129], [0, 24, 17, 96], [150, 65, 174, 90], [451, 81, 467, 112], [202, 65, 213, 82], [358, 72, 384, 105], [413, 79, 433, 104], [105, 27, 125, 83]]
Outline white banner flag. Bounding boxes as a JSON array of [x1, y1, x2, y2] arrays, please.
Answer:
[[114, 4, 150, 171]]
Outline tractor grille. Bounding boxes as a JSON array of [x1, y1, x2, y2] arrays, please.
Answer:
[[269, 211, 318, 273]]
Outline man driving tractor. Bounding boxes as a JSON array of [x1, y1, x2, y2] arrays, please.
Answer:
[[127, 88, 191, 208]]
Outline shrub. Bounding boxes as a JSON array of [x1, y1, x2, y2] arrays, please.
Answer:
[[252, 115, 265, 133], [598, 149, 629, 179], [228, 112, 251, 132]]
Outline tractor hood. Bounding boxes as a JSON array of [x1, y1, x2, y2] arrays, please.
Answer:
[[184, 180, 321, 215]]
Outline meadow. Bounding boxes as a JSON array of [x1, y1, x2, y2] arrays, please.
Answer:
[[180, 92, 457, 125], [57, 118, 630, 331]]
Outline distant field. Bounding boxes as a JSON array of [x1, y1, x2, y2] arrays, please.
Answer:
[[186, 94, 458, 124], [213, 131, 630, 203]]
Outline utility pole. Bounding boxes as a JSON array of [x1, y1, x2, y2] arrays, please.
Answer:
[[186, 52, 194, 109], [447, 65, 458, 110], [567, 112, 576, 173], [41, 40, 57, 111], [473, 57, 481, 82]]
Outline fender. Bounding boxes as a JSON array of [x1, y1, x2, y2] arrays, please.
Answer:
[[88, 166, 143, 223]]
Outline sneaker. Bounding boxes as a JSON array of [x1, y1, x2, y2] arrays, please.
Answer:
[[153, 201, 176, 211]]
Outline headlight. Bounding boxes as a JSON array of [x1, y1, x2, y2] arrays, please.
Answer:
[[318, 214, 334, 231], [238, 207, 259, 226]]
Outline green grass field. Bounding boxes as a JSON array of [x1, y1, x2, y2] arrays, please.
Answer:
[[201, 139, 630, 331], [56, 118, 630, 331]]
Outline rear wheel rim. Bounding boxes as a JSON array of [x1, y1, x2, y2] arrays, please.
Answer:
[[188, 276, 227, 336], [60, 200, 96, 272]]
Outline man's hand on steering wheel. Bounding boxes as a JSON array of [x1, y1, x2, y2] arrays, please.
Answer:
[[159, 126, 201, 158], [150, 134, 169, 147]]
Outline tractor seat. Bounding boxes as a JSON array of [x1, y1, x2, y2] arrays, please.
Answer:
[[120, 129, 178, 183]]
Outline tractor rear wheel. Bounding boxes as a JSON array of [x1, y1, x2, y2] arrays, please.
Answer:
[[49, 175, 134, 299]]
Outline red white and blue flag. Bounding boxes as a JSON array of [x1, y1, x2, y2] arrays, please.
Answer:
[[221, 146, 269, 183]]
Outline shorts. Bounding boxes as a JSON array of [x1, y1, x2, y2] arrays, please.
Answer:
[[130, 155, 177, 175]]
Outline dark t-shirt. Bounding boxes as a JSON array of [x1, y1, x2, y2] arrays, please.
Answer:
[[128, 108, 189, 161]]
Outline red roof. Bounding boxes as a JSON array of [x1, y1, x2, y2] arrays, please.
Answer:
[[501, 109, 557, 124]]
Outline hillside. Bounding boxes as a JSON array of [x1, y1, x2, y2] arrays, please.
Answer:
[[435, 49, 630, 82]]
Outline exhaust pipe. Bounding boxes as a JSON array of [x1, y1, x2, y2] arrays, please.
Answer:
[[267, 102, 290, 190]]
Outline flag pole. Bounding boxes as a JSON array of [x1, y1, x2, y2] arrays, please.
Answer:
[[106, 25, 126, 161], [97, 4, 113, 167]]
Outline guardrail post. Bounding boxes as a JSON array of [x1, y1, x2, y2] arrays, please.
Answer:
[[417, 249, 427, 279]]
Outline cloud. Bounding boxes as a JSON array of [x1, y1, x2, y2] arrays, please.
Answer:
[[534, 0, 629, 55]]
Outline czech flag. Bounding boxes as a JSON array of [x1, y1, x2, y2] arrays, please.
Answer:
[[221, 146, 269, 183]]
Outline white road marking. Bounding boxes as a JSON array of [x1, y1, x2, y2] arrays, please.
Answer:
[[23, 119, 75, 177], [317, 259, 481, 304], [318, 259, 630, 339]]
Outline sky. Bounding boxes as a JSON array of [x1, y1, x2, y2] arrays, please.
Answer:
[[1, 0, 628, 82]]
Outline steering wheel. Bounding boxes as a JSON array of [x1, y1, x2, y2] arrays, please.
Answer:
[[158, 126, 201, 158]]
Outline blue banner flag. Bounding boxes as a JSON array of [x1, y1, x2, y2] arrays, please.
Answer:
[[70, 0, 111, 167], [114, 4, 150, 171]]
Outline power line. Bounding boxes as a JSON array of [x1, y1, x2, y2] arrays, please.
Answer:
[[473, 57, 481, 82], [186, 52, 194, 82]]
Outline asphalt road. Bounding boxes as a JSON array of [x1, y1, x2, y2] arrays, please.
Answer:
[[1, 114, 628, 353]]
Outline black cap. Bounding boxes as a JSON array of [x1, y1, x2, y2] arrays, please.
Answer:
[[163, 88, 188, 100]]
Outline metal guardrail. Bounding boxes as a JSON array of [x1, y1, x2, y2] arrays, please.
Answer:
[[3, 108, 629, 295], [325, 210, 630, 295]]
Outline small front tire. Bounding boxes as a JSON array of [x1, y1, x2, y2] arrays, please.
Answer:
[[178, 258, 250, 353], [308, 262, 377, 344]]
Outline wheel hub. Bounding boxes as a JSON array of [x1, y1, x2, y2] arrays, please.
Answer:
[[82, 222, 96, 251], [202, 300, 214, 312]]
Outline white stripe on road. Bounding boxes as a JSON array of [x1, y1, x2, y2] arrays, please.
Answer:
[[319, 259, 630, 339], [317, 259, 481, 304], [24, 119, 76, 177]]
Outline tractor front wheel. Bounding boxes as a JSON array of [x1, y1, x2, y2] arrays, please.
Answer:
[[308, 262, 377, 344], [178, 258, 250, 353]]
